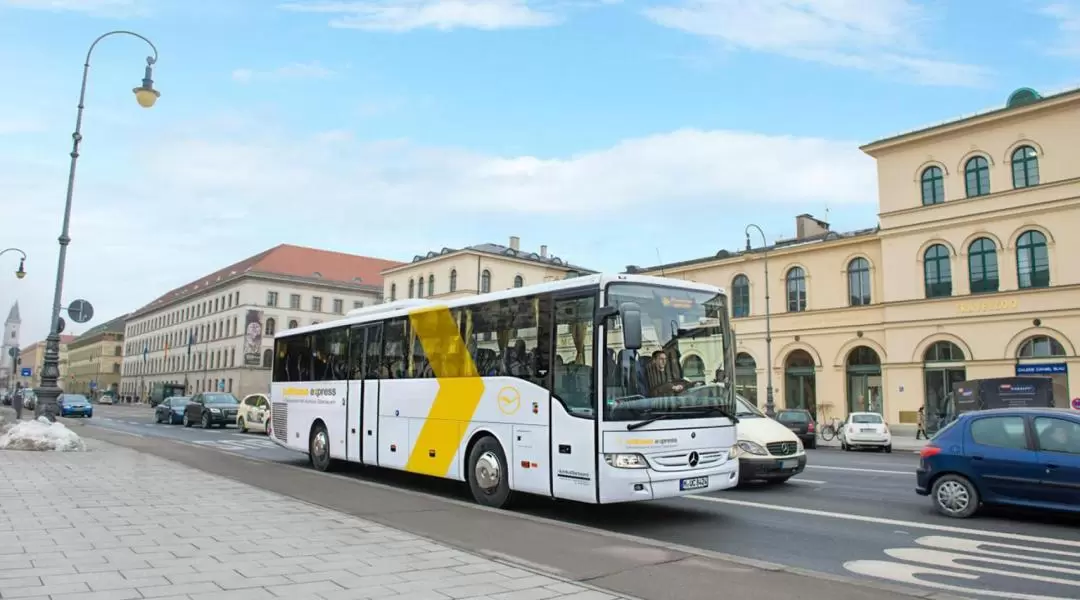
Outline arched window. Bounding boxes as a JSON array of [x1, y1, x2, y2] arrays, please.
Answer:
[[847, 258, 871, 306], [1016, 230, 1050, 289], [923, 244, 952, 298], [735, 353, 757, 405], [845, 346, 882, 414], [924, 341, 965, 362], [967, 237, 999, 294], [262, 349, 273, 368], [417, 276, 425, 298], [784, 350, 816, 415], [265, 318, 276, 336], [481, 269, 491, 293], [288, 319, 298, 329], [923, 340, 965, 434], [1011, 145, 1039, 188], [390, 283, 397, 301], [513, 275, 524, 288], [731, 275, 750, 318], [408, 278, 415, 298], [428, 274, 435, 296], [681, 355, 706, 382], [1018, 335, 1065, 358], [449, 269, 458, 292], [920, 166, 944, 205], [964, 156, 990, 198], [785, 267, 806, 312]]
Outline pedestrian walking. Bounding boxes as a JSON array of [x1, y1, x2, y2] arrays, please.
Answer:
[[12, 388, 23, 421], [916, 406, 927, 439]]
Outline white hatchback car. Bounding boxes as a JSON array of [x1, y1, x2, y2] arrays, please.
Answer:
[[839, 412, 892, 452], [236, 393, 271, 434]]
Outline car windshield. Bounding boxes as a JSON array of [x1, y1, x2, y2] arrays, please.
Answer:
[[204, 394, 238, 405], [777, 411, 809, 423], [64, 395, 89, 404], [851, 414, 883, 424], [734, 395, 763, 418], [170, 397, 190, 406], [603, 283, 735, 422]]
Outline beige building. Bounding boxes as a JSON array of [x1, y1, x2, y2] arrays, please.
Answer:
[[381, 236, 594, 301], [121, 244, 402, 401], [67, 315, 126, 398], [631, 87, 1080, 429], [13, 335, 78, 390]]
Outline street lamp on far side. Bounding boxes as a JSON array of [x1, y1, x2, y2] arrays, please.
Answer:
[[744, 224, 776, 418], [0, 248, 28, 280]]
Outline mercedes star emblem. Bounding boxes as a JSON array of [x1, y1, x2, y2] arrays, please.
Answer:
[[688, 451, 700, 467]]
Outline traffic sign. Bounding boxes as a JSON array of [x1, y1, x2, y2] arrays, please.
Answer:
[[1072, 397, 1080, 410], [7, 347, 14, 357], [20, 367, 30, 377], [57, 317, 66, 333], [68, 299, 94, 324], [89, 381, 97, 390]]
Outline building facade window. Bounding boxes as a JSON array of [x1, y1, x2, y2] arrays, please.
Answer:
[[266, 291, 278, 307], [967, 237, 999, 294], [845, 346, 882, 415], [923, 341, 966, 435], [923, 244, 952, 298], [288, 319, 298, 329], [681, 355, 706, 382], [1017, 335, 1069, 408], [1011, 145, 1039, 188], [418, 277, 425, 298], [481, 269, 492, 293], [449, 269, 458, 292], [731, 275, 750, 318], [390, 283, 397, 301], [735, 353, 757, 406], [289, 294, 301, 309], [785, 267, 806, 312], [427, 274, 435, 296], [265, 318, 276, 336], [513, 275, 524, 288], [408, 279, 415, 298], [332, 299, 344, 314], [1016, 230, 1050, 289], [312, 297, 323, 312], [784, 350, 816, 416], [964, 156, 991, 197], [847, 258, 871, 306], [920, 166, 945, 205]]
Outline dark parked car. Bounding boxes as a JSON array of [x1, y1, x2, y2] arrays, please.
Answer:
[[58, 394, 93, 418], [155, 396, 190, 425], [775, 409, 816, 449], [917, 407, 1080, 518], [183, 392, 239, 428]]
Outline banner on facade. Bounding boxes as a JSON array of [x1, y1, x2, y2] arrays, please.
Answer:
[[244, 310, 264, 366]]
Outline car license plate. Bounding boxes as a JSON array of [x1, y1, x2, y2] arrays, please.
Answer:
[[679, 476, 709, 491], [861, 428, 874, 432], [780, 459, 798, 470]]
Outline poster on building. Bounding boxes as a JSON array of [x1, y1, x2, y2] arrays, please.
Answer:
[[244, 310, 264, 366]]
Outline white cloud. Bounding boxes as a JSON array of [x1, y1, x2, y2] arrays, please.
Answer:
[[644, 0, 989, 87], [0, 111, 875, 342], [231, 61, 336, 83], [278, 0, 560, 31], [0, 0, 147, 16], [1041, 2, 1080, 58]]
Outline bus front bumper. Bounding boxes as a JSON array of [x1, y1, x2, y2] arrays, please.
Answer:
[[598, 458, 740, 503]]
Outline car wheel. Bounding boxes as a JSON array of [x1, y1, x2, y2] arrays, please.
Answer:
[[183, 414, 193, 428], [466, 435, 513, 508], [766, 476, 792, 484], [807, 439, 817, 450], [238, 417, 247, 433], [201, 413, 211, 429], [309, 423, 332, 472], [841, 442, 849, 451], [884, 445, 892, 454], [931, 474, 979, 518]]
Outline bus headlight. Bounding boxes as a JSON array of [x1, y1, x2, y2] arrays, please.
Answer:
[[727, 446, 738, 460], [604, 453, 648, 469], [736, 440, 768, 456]]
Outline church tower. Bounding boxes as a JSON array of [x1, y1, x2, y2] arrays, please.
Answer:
[[1, 302, 21, 392]]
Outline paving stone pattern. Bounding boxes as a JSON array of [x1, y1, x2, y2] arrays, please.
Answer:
[[0, 439, 628, 600]]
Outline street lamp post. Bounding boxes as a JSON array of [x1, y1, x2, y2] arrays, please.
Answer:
[[36, 31, 161, 421], [0, 248, 28, 280], [745, 224, 776, 418]]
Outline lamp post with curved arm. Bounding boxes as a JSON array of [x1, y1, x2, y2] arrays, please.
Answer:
[[744, 224, 775, 418], [0, 248, 27, 280], [36, 31, 161, 421]]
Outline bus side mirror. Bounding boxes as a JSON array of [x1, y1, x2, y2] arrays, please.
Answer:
[[620, 303, 643, 351]]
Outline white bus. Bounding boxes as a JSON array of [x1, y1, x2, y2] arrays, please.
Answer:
[[268, 273, 740, 507]]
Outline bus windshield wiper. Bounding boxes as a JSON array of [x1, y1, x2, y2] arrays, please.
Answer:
[[626, 413, 673, 430]]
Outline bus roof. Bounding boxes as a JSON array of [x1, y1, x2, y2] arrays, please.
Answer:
[[275, 273, 725, 338]]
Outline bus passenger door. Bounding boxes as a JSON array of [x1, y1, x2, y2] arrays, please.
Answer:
[[356, 324, 382, 466], [549, 294, 600, 504]]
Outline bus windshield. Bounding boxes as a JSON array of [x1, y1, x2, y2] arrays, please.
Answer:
[[603, 283, 735, 422]]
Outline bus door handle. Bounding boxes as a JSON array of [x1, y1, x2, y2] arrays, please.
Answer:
[[559, 445, 571, 454]]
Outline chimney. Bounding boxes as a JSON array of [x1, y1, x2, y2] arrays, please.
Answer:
[[795, 214, 829, 240], [509, 236, 520, 251], [540, 244, 548, 258]]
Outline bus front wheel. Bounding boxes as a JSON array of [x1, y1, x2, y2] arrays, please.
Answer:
[[309, 423, 333, 472], [467, 435, 513, 509]]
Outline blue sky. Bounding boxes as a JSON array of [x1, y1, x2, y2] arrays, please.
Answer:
[[0, 0, 1078, 342]]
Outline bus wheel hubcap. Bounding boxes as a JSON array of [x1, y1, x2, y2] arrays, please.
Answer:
[[475, 451, 501, 492], [313, 431, 328, 460]]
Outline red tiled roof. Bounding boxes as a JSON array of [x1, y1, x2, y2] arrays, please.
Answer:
[[130, 244, 403, 318]]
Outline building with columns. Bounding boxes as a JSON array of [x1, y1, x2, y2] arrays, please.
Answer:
[[67, 315, 126, 398], [631, 87, 1080, 430], [120, 244, 402, 402], [0, 302, 20, 394], [381, 236, 594, 302]]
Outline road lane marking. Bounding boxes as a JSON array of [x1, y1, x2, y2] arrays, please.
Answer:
[[916, 535, 1080, 565], [844, 559, 1072, 600], [686, 495, 1080, 548], [806, 465, 910, 475], [886, 546, 1080, 581], [788, 479, 827, 485]]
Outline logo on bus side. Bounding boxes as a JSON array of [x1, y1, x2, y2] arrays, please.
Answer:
[[497, 386, 521, 415]]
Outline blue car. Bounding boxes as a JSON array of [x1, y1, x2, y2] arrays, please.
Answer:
[[154, 396, 190, 425], [58, 394, 93, 418], [916, 407, 1080, 518]]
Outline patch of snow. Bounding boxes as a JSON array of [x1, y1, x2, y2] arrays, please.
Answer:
[[0, 417, 86, 452]]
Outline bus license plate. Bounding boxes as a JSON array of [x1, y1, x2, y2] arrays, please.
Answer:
[[780, 460, 798, 470], [680, 476, 709, 491]]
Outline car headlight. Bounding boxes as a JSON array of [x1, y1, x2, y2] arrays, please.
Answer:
[[736, 440, 768, 456], [604, 453, 648, 469], [210, 408, 221, 413], [795, 438, 804, 452]]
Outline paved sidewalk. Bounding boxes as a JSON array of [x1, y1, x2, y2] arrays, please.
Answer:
[[0, 438, 628, 600], [815, 434, 927, 452]]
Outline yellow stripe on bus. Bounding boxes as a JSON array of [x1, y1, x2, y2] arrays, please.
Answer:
[[405, 305, 485, 477]]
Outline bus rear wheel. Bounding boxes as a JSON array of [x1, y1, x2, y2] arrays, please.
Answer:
[[467, 435, 513, 509], [309, 423, 333, 472]]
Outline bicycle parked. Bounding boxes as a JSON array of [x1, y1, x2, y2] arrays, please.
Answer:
[[817, 416, 844, 441]]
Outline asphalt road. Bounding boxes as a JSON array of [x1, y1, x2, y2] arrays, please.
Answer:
[[71, 404, 1080, 600]]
